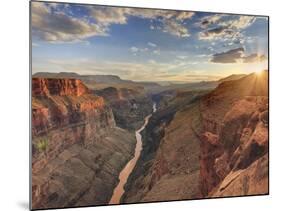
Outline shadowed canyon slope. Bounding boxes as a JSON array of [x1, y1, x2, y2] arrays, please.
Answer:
[[95, 87, 153, 130], [32, 78, 137, 209], [122, 90, 207, 202]]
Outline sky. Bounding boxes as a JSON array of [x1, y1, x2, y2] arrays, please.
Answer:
[[31, 1, 269, 82]]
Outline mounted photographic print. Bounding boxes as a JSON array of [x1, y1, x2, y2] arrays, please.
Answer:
[[30, 1, 269, 210]]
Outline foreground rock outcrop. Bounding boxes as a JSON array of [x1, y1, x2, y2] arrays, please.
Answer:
[[199, 71, 269, 197], [32, 78, 136, 209]]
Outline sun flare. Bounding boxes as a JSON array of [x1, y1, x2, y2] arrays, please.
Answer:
[[250, 60, 268, 75], [255, 69, 264, 75]]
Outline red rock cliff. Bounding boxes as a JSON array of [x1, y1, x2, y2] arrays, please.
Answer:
[[31, 78, 138, 209], [32, 78, 89, 97], [32, 78, 115, 173]]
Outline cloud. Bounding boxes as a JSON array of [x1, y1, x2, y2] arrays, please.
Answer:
[[198, 15, 256, 42], [152, 49, 160, 55], [124, 8, 194, 21], [130, 46, 139, 53], [174, 11, 194, 20], [163, 19, 190, 37], [210, 47, 267, 63], [129, 46, 149, 55], [199, 14, 225, 28], [177, 55, 189, 60], [148, 59, 156, 64], [223, 16, 256, 30], [89, 7, 128, 25], [199, 26, 225, 39], [130, 45, 160, 55], [32, 2, 106, 42], [243, 53, 267, 63], [148, 42, 157, 47], [32, 42, 39, 47], [32, 2, 195, 42], [196, 54, 210, 58], [95, 7, 194, 38], [199, 26, 237, 40], [210, 47, 244, 63]]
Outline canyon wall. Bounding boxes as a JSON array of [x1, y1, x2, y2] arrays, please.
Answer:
[[122, 91, 205, 202], [32, 72, 154, 131], [31, 71, 269, 208], [122, 71, 268, 202], [95, 86, 153, 130], [32, 78, 136, 209], [199, 71, 269, 197]]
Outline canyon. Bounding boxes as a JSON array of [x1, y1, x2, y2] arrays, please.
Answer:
[[33, 72, 154, 131], [122, 90, 204, 202], [109, 103, 156, 204], [95, 86, 153, 130], [31, 71, 269, 209], [32, 78, 139, 209], [122, 70, 268, 202]]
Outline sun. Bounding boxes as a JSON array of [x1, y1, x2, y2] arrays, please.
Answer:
[[254, 69, 263, 75], [252, 61, 267, 75]]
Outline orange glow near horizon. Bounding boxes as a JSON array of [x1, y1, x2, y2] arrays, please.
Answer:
[[254, 68, 264, 75], [243, 60, 268, 75]]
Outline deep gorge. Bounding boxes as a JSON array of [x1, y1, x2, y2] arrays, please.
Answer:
[[31, 71, 269, 209]]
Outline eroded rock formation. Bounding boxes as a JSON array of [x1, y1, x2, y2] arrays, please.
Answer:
[[32, 78, 89, 97], [199, 71, 269, 197], [95, 86, 153, 130], [32, 78, 136, 209]]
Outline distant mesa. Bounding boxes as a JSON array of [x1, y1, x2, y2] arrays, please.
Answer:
[[32, 71, 248, 86], [32, 72, 161, 90], [33, 72, 122, 83], [32, 70, 267, 96], [32, 78, 89, 97], [33, 72, 80, 78]]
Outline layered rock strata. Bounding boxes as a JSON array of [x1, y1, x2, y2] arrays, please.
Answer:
[[32, 78, 136, 209]]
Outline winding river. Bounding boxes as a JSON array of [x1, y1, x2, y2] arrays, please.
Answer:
[[109, 103, 157, 204]]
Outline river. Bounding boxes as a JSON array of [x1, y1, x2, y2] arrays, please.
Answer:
[[109, 102, 156, 204]]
